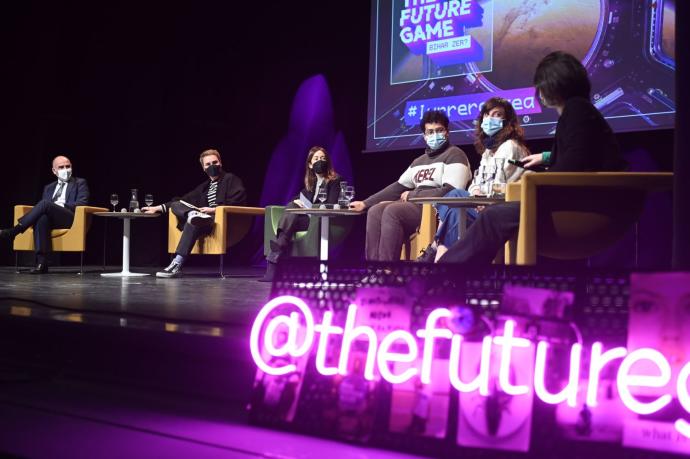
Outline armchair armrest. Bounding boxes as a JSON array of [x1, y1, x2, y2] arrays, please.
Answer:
[[505, 182, 521, 202], [519, 172, 673, 189], [514, 172, 673, 265], [13, 205, 34, 225], [264, 206, 286, 256], [214, 205, 265, 250], [216, 205, 265, 217], [71, 205, 109, 232]]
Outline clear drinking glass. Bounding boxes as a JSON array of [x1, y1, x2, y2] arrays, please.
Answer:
[[145, 193, 154, 207], [317, 188, 327, 208], [344, 186, 355, 206], [110, 194, 119, 212], [491, 182, 506, 197], [491, 158, 507, 198]]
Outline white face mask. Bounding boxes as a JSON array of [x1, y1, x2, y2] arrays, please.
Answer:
[[56, 168, 72, 182]]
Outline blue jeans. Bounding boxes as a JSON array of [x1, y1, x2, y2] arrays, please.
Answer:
[[434, 189, 477, 247]]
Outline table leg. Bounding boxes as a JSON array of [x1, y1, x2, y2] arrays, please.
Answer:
[[122, 217, 131, 273], [458, 209, 467, 240], [320, 216, 330, 261], [101, 218, 149, 277]]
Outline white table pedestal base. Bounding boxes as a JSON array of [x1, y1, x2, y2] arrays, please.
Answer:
[[101, 217, 150, 277]]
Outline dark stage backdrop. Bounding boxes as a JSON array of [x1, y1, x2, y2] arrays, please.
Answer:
[[0, 2, 675, 269]]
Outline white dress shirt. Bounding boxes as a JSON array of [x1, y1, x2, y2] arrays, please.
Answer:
[[53, 180, 69, 207]]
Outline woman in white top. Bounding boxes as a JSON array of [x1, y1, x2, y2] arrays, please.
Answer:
[[418, 97, 530, 262]]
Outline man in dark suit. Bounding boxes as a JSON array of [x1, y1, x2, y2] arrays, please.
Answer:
[[142, 149, 247, 278], [0, 155, 90, 273]]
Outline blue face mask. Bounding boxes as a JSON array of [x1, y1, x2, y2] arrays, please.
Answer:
[[481, 117, 505, 137], [425, 132, 446, 150]]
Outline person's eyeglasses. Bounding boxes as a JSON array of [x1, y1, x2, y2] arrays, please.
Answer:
[[424, 128, 446, 136]]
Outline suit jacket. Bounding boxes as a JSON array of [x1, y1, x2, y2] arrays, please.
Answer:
[[295, 176, 344, 206], [42, 177, 90, 212], [549, 97, 627, 172]]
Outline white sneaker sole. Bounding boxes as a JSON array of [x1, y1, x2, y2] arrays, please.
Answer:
[[189, 216, 212, 227]]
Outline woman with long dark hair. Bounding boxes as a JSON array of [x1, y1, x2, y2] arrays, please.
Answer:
[[418, 97, 529, 262], [260, 146, 343, 281], [437, 51, 626, 265]]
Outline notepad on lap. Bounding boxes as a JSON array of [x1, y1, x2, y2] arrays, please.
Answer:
[[298, 192, 313, 209], [180, 200, 202, 211]]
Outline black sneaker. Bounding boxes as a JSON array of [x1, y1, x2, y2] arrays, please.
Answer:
[[416, 243, 437, 263], [156, 261, 182, 278]]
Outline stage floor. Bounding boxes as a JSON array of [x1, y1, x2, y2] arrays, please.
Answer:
[[0, 264, 431, 458], [0, 265, 272, 333], [0, 376, 427, 459]]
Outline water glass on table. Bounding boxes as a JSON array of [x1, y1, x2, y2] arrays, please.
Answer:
[[490, 182, 506, 198], [144, 194, 154, 207], [317, 189, 327, 209], [344, 186, 355, 208], [110, 193, 119, 212]]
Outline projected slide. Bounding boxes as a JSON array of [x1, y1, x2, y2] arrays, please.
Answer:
[[366, 0, 676, 152]]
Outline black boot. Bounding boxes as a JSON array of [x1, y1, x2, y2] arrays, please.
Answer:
[[28, 262, 48, 274], [27, 254, 48, 274], [270, 231, 291, 252], [0, 224, 22, 241], [258, 261, 277, 282]]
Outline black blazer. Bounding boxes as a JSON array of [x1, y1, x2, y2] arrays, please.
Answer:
[[166, 170, 247, 209], [550, 97, 626, 172], [295, 176, 344, 205], [42, 177, 90, 212]]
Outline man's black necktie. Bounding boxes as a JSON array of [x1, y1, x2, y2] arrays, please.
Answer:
[[52, 182, 65, 203]]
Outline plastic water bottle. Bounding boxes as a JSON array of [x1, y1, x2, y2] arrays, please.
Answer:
[[337, 181, 349, 209], [129, 188, 140, 212]]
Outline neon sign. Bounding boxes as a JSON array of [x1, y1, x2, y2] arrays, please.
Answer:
[[250, 295, 690, 438]]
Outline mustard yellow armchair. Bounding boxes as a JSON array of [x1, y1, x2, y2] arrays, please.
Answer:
[[167, 205, 265, 276], [13, 205, 108, 273], [401, 203, 436, 260], [504, 172, 673, 265]]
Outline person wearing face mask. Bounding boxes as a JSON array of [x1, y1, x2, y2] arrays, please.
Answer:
[[0, 155, 90, 273], [417, 97, 529, 262], [260, 146, 343, 282], [349, 110, 471, 261], [437, 51, 626, 266], [142, 148, 247, 278]]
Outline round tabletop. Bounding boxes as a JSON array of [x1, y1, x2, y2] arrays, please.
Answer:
[[285, 207, 364, 217], [408, 196, 505, 207], [94, 211, 161, 219]]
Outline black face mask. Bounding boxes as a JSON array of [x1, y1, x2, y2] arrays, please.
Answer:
[[312, 160, 328, 175], [205, 164, 221, 177]]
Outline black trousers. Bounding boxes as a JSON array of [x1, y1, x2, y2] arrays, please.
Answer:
[[267, 203, 310, 263], [170, 201, 213, 257], [438, 202, 520, 265], [18, 200, 75, 263]]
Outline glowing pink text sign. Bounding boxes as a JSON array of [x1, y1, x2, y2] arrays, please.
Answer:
[[250, 296, 690, 437]]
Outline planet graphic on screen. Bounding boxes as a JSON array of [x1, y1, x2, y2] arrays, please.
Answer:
[[473, 0, 602, 90]]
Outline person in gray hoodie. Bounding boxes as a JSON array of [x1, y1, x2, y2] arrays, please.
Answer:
[[349, 110, 471, 261]]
